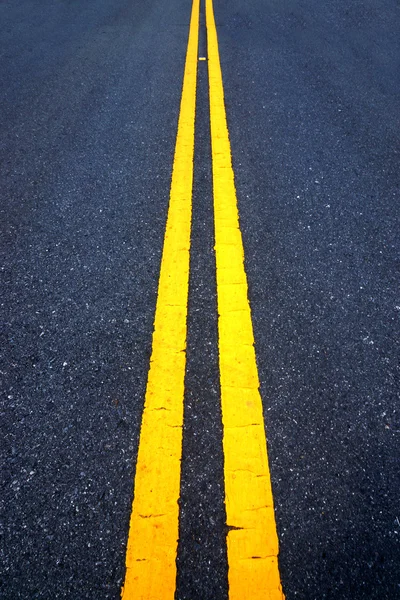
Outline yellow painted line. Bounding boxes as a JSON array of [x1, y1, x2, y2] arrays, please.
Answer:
[[121, 0, 199, 597], [205, 0, 285, 598]]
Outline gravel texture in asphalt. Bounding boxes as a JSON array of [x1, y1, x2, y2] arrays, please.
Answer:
[[2, 0, 399, 598]]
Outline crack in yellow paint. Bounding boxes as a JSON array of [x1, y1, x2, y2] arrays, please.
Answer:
[[205, 0, 285, 597], [121, 0, 285, 595], [121, 0, 200, 597]]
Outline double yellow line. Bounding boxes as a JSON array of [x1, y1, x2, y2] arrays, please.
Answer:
[[122, 0, 285, 597]]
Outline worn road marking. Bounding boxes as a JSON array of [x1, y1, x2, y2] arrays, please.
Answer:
[[121, 0, 199, 597], [205, 0, 285, 597]]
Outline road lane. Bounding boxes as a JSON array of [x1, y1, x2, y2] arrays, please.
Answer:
[[1, 0, 193, 597], [2, 0, 399, 598], [212, 0, 400, 597]]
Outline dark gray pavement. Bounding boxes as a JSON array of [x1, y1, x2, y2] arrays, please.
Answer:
[[1, 0, 189, 597], [215, 0, 400, 597], [1, 0, 399, 598]]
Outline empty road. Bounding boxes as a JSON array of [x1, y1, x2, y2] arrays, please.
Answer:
[[2, 0, 399, 598]]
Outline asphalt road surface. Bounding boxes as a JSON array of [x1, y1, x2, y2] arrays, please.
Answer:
[[1, 0, 399, 598]]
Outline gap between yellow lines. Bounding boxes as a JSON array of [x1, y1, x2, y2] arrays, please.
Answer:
[[205, 0, 285, 598], [121, 0, 199, 597]]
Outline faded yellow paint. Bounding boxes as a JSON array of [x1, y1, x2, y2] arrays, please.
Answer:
[[121, 0, 200, 597], [205, 0, 285, 598]]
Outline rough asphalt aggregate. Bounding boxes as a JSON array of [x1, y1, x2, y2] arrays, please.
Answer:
[[1, 0, 399, 598]]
